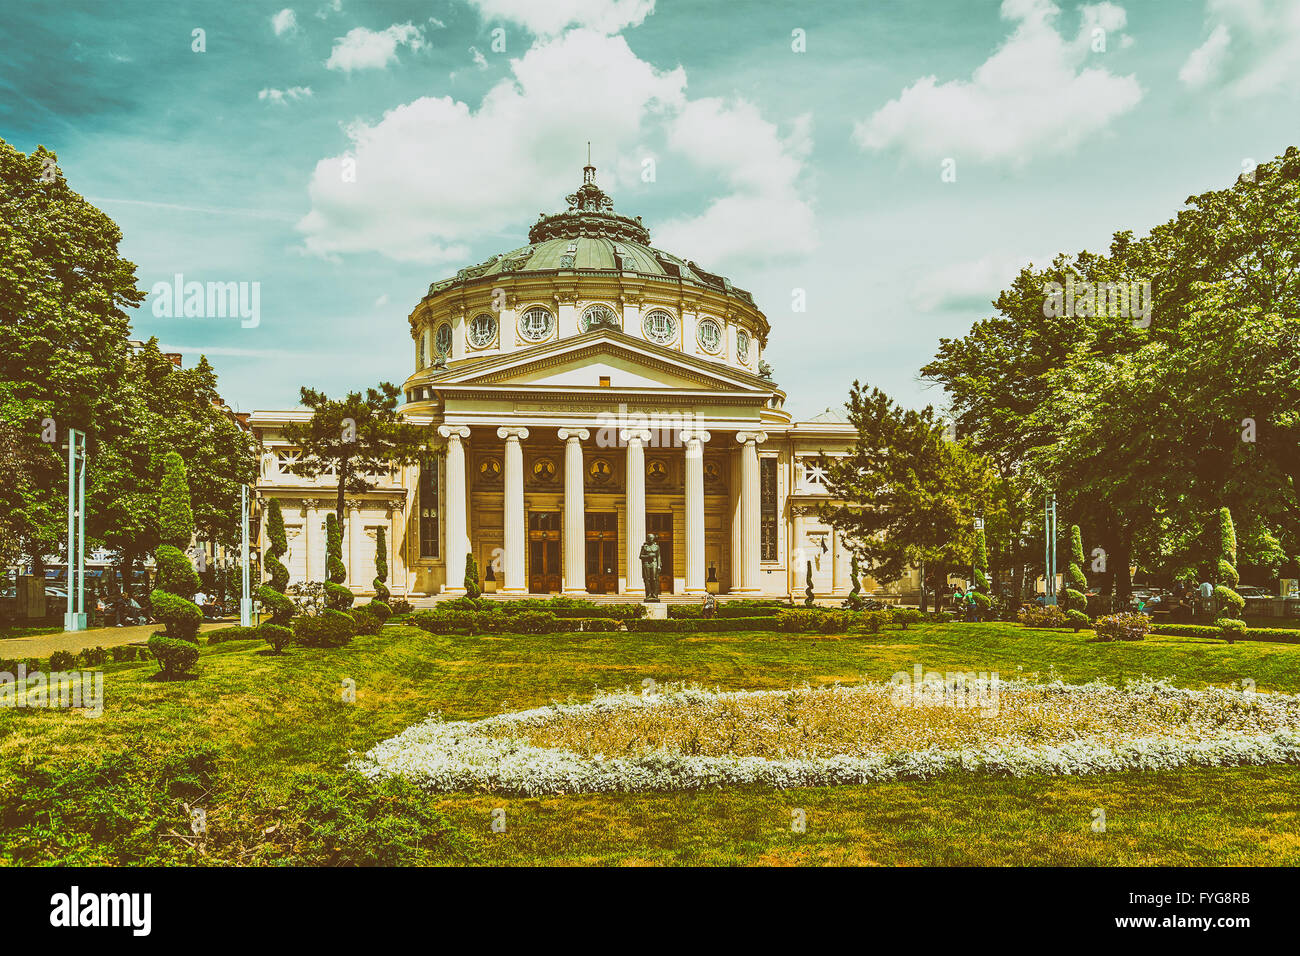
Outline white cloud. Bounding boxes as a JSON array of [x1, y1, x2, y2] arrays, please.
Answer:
[[271, 8, 297, 36], [299, 30, 686, 264], [656, 101, 815, 265], [259, 86, 313, 105], [854, 0, 1141, 165], [325, 22, 425, 72], [908, 252, 1041, 312], [1179, 0, 1300, 99], [465, 0, 655, 37], [297, 28, 814, 272]]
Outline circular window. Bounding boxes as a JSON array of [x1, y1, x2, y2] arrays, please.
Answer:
[[647, 459, 669, 481], [588, 458, 613, 483], [469, 313, 497, 348], [435, 323, 453, 357], [519, 307, 554, 342], [479, 457, 502, 481], [532, 458, 557, 481], [643, 309, 676, 344], [697, 317, 722, 353], [737, 329, 750, 362], [582, 304, 619, 331]]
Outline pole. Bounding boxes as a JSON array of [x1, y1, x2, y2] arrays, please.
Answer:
[[63, 429, 86, 631], [77, 431, 85, 624], [240, 484, 252, 627], [65, 428, 75, 629]]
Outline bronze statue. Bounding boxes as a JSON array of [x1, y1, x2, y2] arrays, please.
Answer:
[[640, 533, 661, 601]]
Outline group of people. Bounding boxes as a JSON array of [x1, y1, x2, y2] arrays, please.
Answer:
[[949, 585, 982, 621]]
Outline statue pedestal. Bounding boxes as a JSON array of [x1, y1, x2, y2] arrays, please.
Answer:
[[642, 602, 667, 620]]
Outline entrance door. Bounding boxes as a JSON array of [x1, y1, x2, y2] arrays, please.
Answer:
[[585, 512, 618, 593], [647, 513, 674, 594], [528, 511, 562, 593]]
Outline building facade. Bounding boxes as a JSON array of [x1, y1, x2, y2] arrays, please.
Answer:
[[252, 166, 917, 601]]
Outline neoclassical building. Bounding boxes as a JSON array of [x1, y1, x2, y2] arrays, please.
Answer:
[[251, 165, 911, 602]]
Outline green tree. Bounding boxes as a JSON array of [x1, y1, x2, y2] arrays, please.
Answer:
[[281, 384, 427, 533], [0, 139, 144, 569], [1214, 507, 1245, 639], [256, 499, 293, 638], [373, 525, 390, 604], [820, 382, 992, 610], [464, 553, 481, 599], [1063, 524, 1090, 630], [972, 527, 991, 616]]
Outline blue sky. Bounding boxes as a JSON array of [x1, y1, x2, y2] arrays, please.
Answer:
[[3, 0, 1298, 419]]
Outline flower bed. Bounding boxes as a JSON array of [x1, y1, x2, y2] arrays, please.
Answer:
[[354, 678, 1300, 796]]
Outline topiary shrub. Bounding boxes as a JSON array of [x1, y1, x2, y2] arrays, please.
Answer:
[[1065, 609, 1091, 632], [893, 607, 922, 629], [257, 498, 294, 628], [260, 623, 293, 653], [147, 634, 200, 678], [513, 610, 560, 633], [389, 598, 413, 616], [351, 604, 383, 635], [372, 526, 390, 603], [323, 513, 354, 611], [157, 451, 196, 550], [49, 650, 77, 670], [154, 545, 200, 600], [206, 625, 259, 644], [293, 608, 357, 647], [1062, 524, 1088, 616], [1217, 617, 1247, 644], [110, 644, 140, 662], [1092, 611, 1151, 642], [149, 590, 203, 642], [367, 599, 392, 622], [464, 553, 481, 599], [1213, 508, 1245, 626]]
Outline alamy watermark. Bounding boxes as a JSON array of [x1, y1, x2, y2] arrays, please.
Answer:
[[889, 663, 1000, 716], [149, 273, 260, 328], [0, 665, 103, 717], [594, 403, 707, 449], [1042, 274, 1152, 326]]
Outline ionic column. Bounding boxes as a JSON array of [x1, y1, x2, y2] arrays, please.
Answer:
[[735, 431, 767, 592], [682, 428, 711, 593], [558, 428, 590, 594], [498, 427, 529, 593], [438, 425, 470, 594], [301, 499, 319, 583], [347, 501, 361, 588], [621, 428, 651, 594]]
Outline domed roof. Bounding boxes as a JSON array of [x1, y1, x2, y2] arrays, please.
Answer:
[[424, 163, 755, 308]]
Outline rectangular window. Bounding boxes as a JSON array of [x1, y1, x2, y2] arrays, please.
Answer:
[[419, 456, 439, 558], [760, 456, 778, 562]]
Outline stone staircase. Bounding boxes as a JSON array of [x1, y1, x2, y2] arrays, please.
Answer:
[[401, 591, 785, 609]]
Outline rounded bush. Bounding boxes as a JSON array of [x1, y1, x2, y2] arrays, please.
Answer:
[[154, 545, 200, 601], [1092, 612, 1151, 642], [1065, 609, 1091, 631], [293, 609, 357, 647], [1213, 585, 1245, 618], [259, 623, 293, 653], [351, 604, 383, 635], [367, 600, 392, 622], [150, 589, 202, 642], [1216, 617, 1247, 644], [147, 634, 200, 677], [49, 650, 77, 670], [257, 583, 294, 628]]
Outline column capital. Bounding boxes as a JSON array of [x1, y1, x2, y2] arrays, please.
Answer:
[[619, 427, 653, 444], [347, 501, 362, 514], [557, 427, 590, 442], [438, 424, 471, 440], [301, 498, 319, 512], [680, 428, 711, 445], [736, 430, 768, 446], [497, 426, 530, 441]]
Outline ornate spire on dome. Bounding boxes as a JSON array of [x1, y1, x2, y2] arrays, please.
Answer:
[[529, 150, 650, 245]]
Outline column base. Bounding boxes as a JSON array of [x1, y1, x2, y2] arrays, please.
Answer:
[[728, 587, 762, 594], [684, 587, 708, 595], [499, 586, 528, 594], [562, 588, 590, 596], [441, 585, 467, 596]]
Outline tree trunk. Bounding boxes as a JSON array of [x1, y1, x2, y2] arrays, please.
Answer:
[[1113, 527, 1133, 605], [336, 457, 349, 534], [918, 558, 928, 613]]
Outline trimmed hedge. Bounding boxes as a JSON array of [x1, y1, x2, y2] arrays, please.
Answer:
[[1151, 623, 1300, 644], [147, 634, 200, 678], [668, 603, 784, 620], [207, 625, 261, 644], [1092, 612, 1152, 642], [627, 616, 785, 633], [1018, 605, 1066, 628], [260, 623, 293, 653], [293, 609, 357, 647]]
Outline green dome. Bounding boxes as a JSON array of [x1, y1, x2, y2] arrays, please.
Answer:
[[424, 164, 755, 308]]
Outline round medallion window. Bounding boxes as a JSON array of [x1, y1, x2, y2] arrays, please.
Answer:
[[737, 329, 750, 362], [469, 313, 497, 348], [435, 323, 453, 357], [479, 457, 502, 481], [643, 309, 676, 344], [588, 458, 613, 483], [519, 307, 554, 342], [532, 458, 558, 481], [697, 317, 722, 353], [647, 459, 669, 482], [582, 304, 619, 331]]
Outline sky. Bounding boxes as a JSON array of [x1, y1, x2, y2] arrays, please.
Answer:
[[2, 0, 1299, 420]]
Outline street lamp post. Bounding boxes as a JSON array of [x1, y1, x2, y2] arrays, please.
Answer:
[[1044, 494, 1058, 605], [240, 484, 253, 627], [64, 428, 87, 632]]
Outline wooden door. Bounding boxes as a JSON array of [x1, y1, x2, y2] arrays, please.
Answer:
[[585, 512, 618, 593], [528, 511, 562, 593]]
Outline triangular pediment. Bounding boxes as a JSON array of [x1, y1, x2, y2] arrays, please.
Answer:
[[421, 329, 775, 395]]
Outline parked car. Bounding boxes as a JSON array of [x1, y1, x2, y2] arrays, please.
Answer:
[[1236, 586, 1271, 600]]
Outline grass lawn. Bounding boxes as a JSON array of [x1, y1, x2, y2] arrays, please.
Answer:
[[1, 620, 1297, 866]]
